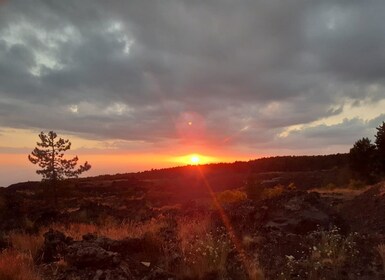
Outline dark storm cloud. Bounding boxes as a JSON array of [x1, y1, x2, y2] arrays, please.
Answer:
[[1, 0, 385, 150]]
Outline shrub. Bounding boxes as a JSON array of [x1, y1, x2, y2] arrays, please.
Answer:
[[245, 176, 265, 201], [262, 185, 285, 200], [349, 137, 378, 183], [348, 179, 366, 189], [216, 190, 247, 205], [324, 183, 336, 190]]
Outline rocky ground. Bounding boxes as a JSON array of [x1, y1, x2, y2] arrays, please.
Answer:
[[1, 178, 385, 279]]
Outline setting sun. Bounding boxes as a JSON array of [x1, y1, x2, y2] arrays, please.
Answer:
[[171, 153, 218, 166], [190, 155, 200, 164]]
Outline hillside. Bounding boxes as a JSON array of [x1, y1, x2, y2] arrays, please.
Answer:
[[1, 154, 385, 279]]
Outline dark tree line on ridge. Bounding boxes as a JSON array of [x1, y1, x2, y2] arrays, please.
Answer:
[[349, 121, 385, 183], [131, 154, 349, 181]]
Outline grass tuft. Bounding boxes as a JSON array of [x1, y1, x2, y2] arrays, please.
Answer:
[[0, 249, 41, 280], [47, 218, 167, 240], [377, 243, 385, 272]]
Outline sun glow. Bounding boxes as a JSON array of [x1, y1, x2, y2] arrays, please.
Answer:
[[190, 155, 200, 164], [171, 153, 217, 165]]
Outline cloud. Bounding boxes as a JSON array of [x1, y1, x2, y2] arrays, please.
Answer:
[[0, 0, 385, 152]]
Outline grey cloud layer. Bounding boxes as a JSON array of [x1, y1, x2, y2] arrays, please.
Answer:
[[1, 0, 385, 151]]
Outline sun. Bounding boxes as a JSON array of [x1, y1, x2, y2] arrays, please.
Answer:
[[171, 153, 217, 165], [190, 155, 200, 164]]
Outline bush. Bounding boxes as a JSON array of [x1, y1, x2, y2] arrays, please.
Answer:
[[245, 176, 265, 201], [325, 183, 337, 190], [216, 190, 247, 205], [245, 175, 286, 201], [262, 185, 285, 200], [348, 179, 366, 189]]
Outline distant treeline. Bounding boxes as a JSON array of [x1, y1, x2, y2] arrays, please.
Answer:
[[80, 154, 349, 182], [248, 154, 349, 173], [132, 153, 349, 179]]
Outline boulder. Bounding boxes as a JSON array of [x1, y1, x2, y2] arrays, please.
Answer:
[[37, 229, 73, 263], [261, 191, 344, 234], [217, 191, 344, 235], [38, 230, 175, 280], [65, 241, 121, 269]]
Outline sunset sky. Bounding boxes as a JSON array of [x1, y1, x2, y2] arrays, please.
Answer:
[[1, 0, 385, 186]]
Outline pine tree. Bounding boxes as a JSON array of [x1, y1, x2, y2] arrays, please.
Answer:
[[375, 121, 385, 173], [28, 131, 91, 202], [349, 137, 377, 182]]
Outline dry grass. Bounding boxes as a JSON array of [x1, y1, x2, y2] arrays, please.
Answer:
[[262, 185, 285, 200], [0, 218, 168, 280], [175, 215, 232, 278], [0, 249, 41, 280], [310, 186, 370, 203], [378, 182, 385, 197], [178, 215, 212, 246], [311, 187, 370, 195], [48, 218, 167, 240], [216, 190, 247, 205], [377, 243, 385, 272], [175, 215, 264, 279], [280, 227, 358, 280], [8, 232, 44, 259]]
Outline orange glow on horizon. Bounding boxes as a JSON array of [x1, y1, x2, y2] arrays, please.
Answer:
[[171, 153, 217, 165], [0, 150, 259, 187]]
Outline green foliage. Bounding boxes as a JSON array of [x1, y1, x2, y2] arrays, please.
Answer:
[[28, 131, 91, 205], [349, 121, 385, 182], [349, 137, 377, 182], [375, 121, 385, 173], [28, 131, 91, 181]]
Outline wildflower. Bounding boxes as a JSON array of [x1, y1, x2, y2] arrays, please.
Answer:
[[286, 255, 295, 261]]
